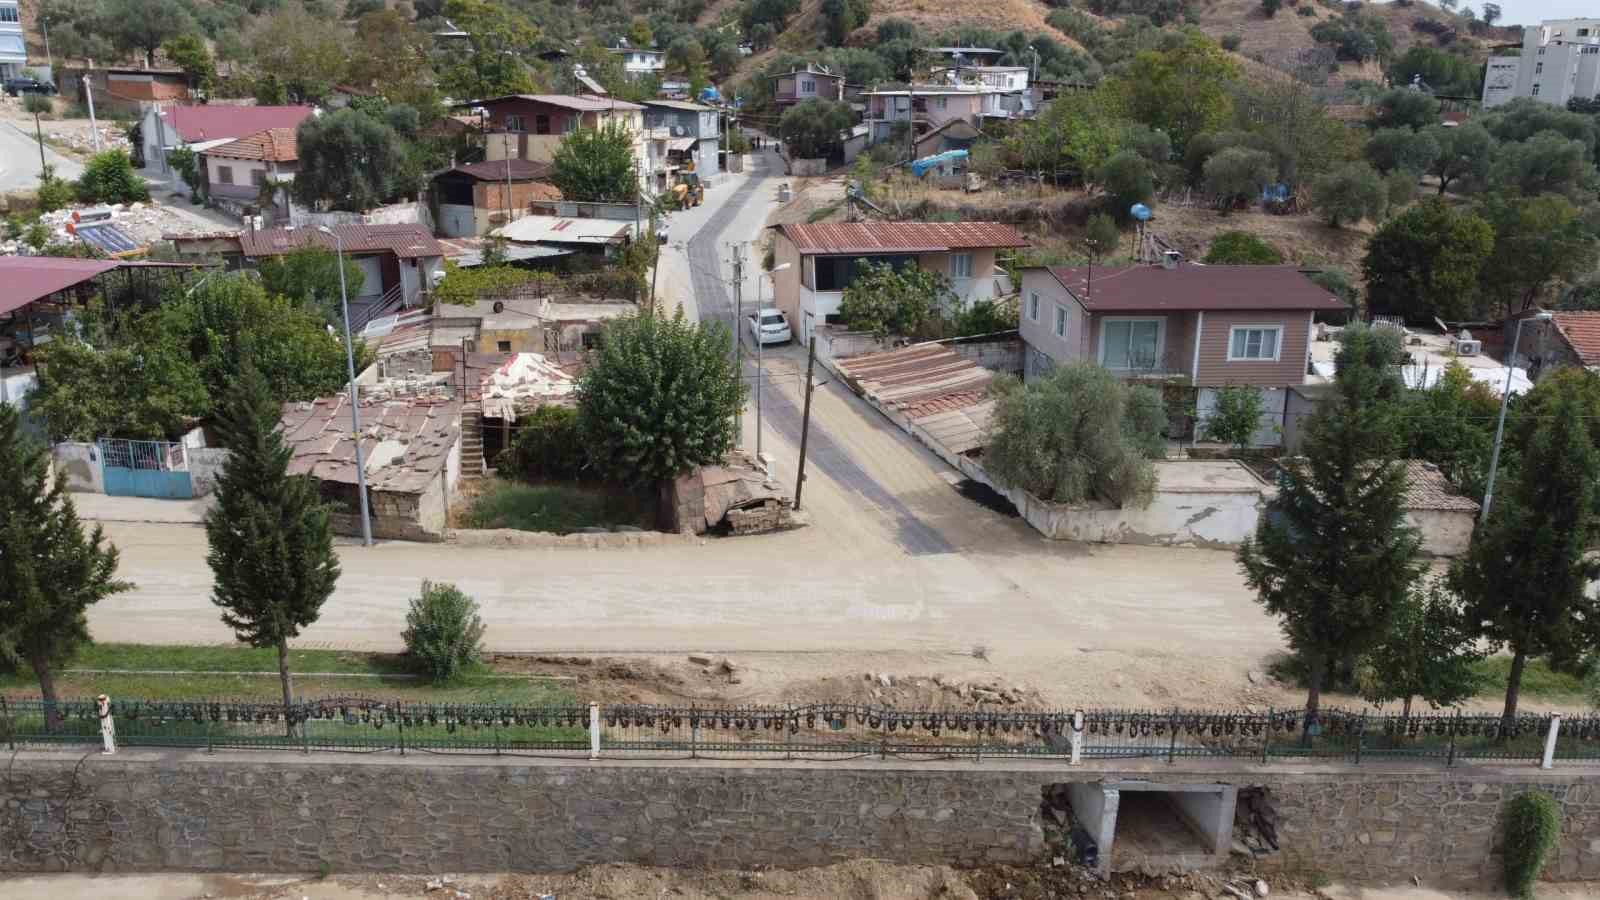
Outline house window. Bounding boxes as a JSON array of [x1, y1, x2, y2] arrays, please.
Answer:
[[504, 114, 526, 132], [1533, 83, 1542, 96], [934, 96, 948, 110], [250, 169, 266, 187], [497, 340, 512, 353], [1100, 318, 1162, 370], [1536, 62, 1545, 74], [801, 78, 815, 94], [1028, 292, 1039, 321], [812, 254, 915, 292], [949, 252, 973, 278], [1054, 305, 1067, 338], [535, 114, 551, 134], [0, 7, 16, 21], [216, 165, 234, 185], [1228, 326, 1282, 361]]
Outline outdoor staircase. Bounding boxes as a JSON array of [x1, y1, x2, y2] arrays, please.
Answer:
[[460, 403, 486, 481]]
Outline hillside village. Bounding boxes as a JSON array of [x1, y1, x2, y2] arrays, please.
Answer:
[[9, 0, 1600, 897]]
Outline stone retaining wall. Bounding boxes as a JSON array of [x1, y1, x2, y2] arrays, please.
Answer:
[[5, 753, 1600, 889]]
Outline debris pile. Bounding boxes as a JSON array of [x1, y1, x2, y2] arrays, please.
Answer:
[[5, 201, 215, 256], [687, 654, 741, 685], [1232, 786, 1280, 858], [44, 125, 130, 153], [1039, 784, 1099, 873]]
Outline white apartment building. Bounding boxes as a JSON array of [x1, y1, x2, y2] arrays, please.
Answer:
[[609, 46, 665, 80], [1483, 18, 1600, 108], [0, 0, 27, 80]]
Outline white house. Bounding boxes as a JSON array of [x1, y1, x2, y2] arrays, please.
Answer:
[[0, 0, 26, 80], [1483, 18, 1600, 108]]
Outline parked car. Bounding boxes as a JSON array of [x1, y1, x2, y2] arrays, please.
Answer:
[[748, 308, 791, 345], [4, 77, 56, 96]]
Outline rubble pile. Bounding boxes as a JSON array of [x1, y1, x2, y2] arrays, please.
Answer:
[[45, 126, 130, 153], [4, 201, 214, 256], [1232, 786, 1280, 858]]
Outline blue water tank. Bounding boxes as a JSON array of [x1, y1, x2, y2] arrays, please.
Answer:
[[1129, 203, 1152, 221]]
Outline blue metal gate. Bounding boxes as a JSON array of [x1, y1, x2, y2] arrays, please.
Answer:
[[98, 439, 194, 499]]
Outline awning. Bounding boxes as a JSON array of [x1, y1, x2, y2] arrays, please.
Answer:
[[667, 137, 696, 151], [0, 257, 121, 315]]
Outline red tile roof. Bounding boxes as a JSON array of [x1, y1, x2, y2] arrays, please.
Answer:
[[1551, 311, 1600, 365], [778, 222, 1029, 255], [207, 128, 298, 162], [448, 159, 554, 181], [160, 105, 315, 144], [237, 224, 445, 260], [1040, 263, 1348, 313], [1401, 461, 1479, 512]]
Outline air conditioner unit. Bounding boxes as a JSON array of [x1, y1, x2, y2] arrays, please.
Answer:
[[671, 125, 687, 136], [1452, 339, 1482, 356]]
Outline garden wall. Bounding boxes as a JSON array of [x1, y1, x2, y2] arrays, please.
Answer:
[[6, 752, 1600, 889]]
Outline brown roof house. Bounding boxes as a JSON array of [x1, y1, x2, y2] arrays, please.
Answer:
[[467, 94, 649, 197], [1511, 310, 1600, 381], [1018, 258, 1349, 446], [280, 393, 462, 541], [200, 128, 300, 222], [770, 221, 1030, 345], [770, 64, 845, 109], [430, 159, 562, 238]]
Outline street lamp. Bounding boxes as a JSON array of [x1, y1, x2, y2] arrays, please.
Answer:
[[319, 226, 374, 546], [1481, 310, 1554, 524], [754, 262, 792, 458]]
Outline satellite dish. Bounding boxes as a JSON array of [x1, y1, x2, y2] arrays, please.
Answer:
[[493, 301, 505, 313], [1130, 203, 1152, 222]]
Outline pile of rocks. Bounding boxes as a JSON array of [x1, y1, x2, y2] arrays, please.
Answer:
[[1231, 786, 1280, 858], [44, 126, 130, 154], [687, 653, 741, 685], [932, 673, 1039, 706]]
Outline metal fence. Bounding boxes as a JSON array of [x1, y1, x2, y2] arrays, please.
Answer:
[[5, 697, 1600, 765]]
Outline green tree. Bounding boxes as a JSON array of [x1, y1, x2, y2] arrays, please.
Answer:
[[549, 120, 640, 203], [778, 99, 854, 160], [1362, 198, 1495, 321], [1083, 213, 1121, 262], [837, 261, 955, 339], [1202, 231, 1283, 264], [1098, 150, 1154, 219], [1202, 384, 1267, 448], [0, 404, 131, 721], [1505, 793, 1561, 899], [576, 310, 744, 484], [77, 150, 150, 204], [292, 109, 404, 212], [1478, 193, 1596, 317], [1400, 361, 1499, 497], [162, 33, 216, 94], [166, 146, 203, 197], [1357, 578, 1484, 718], [205, 366, 340, 717], [1202, 146, 1274, 214], [982, 364, 1164, 508], [102, 0, 196, 67], [1106, 32, 1239, 154], [1425, 122, 1494, 195], [1312, 161, 1387, 228], [1309, 267, 1358, 305], [436, 0, 539, 99], [1490, 131, 1593, 198], [402, 580, 486, 684], [1237, 324, 1425, 715], [1369, 88, 1440, 130], [506, 404, 588, 482], [1452, 369, 1600, 731], [27, 337, 209, 441], [256, 247, 366, 324], [245, 4, 347, 104], [345, 10, 439, 110], [1365, 127, 1440, 175]]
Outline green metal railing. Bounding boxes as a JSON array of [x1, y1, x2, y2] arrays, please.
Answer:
[[4, 696, 1597, 765]]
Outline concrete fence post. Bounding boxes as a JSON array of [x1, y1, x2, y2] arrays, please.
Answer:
[[1070, 710, 1084, 766], [1542, 714, 1562, 770], [589, 702, 601, 760]]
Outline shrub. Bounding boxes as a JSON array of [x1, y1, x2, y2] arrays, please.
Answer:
[[1222, 34, 1243, 50], [76, 150, 150, 204], [1504, 791, 1561, 898], [1297, 3, 1316, 13], [1260, 0, 1280, 15], [505, 404, 588, 482], [1203, 385, 1268, 448], [1203, 231, 1284, 264], [35, 165, 75, 213], [402, 580, 486, 684]]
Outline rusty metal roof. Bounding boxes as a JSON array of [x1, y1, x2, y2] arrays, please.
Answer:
[[778, 222, 1029, 255], [0, 258, 200, 315], [833, 342, 996, 455], [280, 394, 461, 494], [1041, 263, 1348, 313], [238, 223, 445, 260]]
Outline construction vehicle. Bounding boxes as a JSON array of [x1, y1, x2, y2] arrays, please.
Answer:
[[671, 172, 705, 208]]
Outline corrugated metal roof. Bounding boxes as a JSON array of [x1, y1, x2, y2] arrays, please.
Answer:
[[495, 215, 634, 245], [644, 99, 714, 111], [778, 222, 1028, 255], [0, 257, 121, 314], [238, 224, 445, 259], [1041, 263, 1348, 313], [468, 93, 643, 112], [206, 128, 298, 162], [280, 394, 460, 494], [446, 159, 554, 182], [1552, 311, 1600, 365], [160, 105, 314, 144]]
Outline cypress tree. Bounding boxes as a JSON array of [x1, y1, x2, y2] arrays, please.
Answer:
[[1237, 324, 1425, 715], [205, 366, 340, 718], [0, 404, 130, 725]]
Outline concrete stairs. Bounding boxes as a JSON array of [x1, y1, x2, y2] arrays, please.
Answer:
[[460, 404, 485, 481]]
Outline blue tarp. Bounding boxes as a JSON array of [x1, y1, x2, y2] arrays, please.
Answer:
[[910, 149, 968, 177]]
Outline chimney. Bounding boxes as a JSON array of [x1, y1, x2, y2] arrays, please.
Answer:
[[1161, 249, 1181, 270]]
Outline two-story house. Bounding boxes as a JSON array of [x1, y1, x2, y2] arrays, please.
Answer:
[[770, 221, 1029, 344], [140, 104, 314, 178], [0, 0, 24, 81], [1018, 259, 1348, 445], [473, 94, 650, 197], [610, 46, 666, 80], [641, 99, 721, 188], [865, 87, 1007, 144], [770, 64, 846, 109]]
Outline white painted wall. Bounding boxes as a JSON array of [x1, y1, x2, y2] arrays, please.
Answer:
[[1408, 508, 1475, 558], [52, 442, 104, 493]]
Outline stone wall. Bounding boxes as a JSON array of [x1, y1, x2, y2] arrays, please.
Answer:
[[5, 753, 1600, 889]]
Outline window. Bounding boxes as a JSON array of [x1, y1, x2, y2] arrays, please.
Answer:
[[1228, 326, 1282, 361], [504, 114, 526, 132], [1028, 292, 1039, 321], [1054, 305, 1067, 338], [535, 114, 551, 134], [497, 340, 512, 353], [250, 169, 266, 187], [216, 165, 233, 185], [1536, 62, 1544, 74], [1533, 83, 1542, 96], [949, 252, 973, 278], [812, 254, 915, 292], [800, 78, 815, 94], [0, 7, 16, 21], [934, 96, 948, 110], [1100, 319, 1162, 370]]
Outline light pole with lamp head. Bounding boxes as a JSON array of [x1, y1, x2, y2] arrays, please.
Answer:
[[755, 262, 792, 458], [318, 226, 374, 546], [1481, 310, 1553, 524]]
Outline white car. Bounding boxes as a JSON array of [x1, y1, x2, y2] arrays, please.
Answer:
[[748, 308, 792, 345]]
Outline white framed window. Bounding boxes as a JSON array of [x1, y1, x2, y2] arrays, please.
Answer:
[[1054, 305, 1067, 338], [216, 165, 234, 185], [504, 114, 526, 132], [1099, 318, 1163, 370], [949, 252, 973, 278], [934, 96, 948, 110], [1228, 326, 1282, 361], [1028, 292, 1039, 321], [800, 78, 815, 94], [1536, 62, 1545, 74], [0, 6, 16, 21], [1533, 83, 1542, 96]]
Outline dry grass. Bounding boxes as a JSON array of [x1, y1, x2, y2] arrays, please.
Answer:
[[1141, 203, 1376, 273], [855, 0, 1087, 49]]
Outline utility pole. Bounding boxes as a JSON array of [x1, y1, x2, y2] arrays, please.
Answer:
[[503, 132, 513, 225], [730, 242, 744, 446], [84, 59, 102, 152], [794, 336, 817, 511]]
